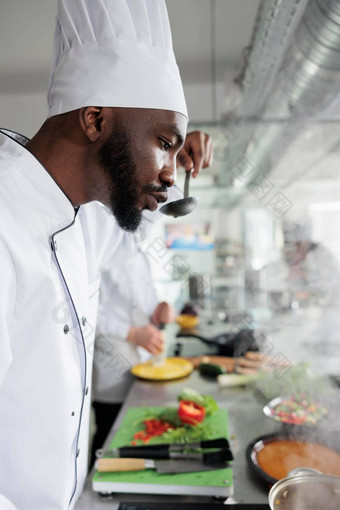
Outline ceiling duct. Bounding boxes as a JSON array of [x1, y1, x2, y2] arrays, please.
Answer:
[[217, 0, 340, 201]]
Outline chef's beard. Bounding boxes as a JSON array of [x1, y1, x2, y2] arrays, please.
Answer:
[[99, 128, 143, 232]]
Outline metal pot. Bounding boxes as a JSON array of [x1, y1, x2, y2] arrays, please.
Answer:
[[268, 471, 340, 510]]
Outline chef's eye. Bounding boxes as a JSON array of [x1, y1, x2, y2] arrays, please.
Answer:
[[159, 138, 172, 151]]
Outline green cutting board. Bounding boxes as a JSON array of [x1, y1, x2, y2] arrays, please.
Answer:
[[92, 407, 233, 497]]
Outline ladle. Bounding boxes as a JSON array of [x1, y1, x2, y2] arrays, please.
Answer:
[[159, 170, 197, 218]]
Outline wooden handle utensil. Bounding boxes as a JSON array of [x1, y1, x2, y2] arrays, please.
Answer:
[[96, 458, 146, 472]]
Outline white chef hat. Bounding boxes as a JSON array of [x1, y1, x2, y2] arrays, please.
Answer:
[[47, 0, 188, 119], [283, 220, 313, 244]]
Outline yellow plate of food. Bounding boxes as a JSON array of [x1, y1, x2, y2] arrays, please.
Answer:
[[131, 357, 194, 381], [175, 314, 199, 329]]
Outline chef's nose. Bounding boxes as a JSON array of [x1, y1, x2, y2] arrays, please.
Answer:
[[159, 162, 177, 188]]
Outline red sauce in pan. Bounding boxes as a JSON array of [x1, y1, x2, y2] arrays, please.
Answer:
[[256, 440, 340, 480]]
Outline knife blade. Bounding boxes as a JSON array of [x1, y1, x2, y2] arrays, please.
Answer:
[[96, 437, 231, 460], [95, 457, 228, 474]]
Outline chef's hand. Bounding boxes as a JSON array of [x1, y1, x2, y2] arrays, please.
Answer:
[[127, 325, 164, 354], [176, 131, 213, 178], [151, 301, 175, 326]]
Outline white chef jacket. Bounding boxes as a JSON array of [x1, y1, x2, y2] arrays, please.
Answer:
[[0, 129, 146, 510], [296, 244, 340, 306], [92, 249, 159, 403]]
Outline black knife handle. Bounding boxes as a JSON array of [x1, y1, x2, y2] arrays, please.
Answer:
[[169, 437, 230, 451], [203, 449, 233, 463], [118, 438, 231, 459], [119, 445, 169, 459], [200, 438, 230, 449]]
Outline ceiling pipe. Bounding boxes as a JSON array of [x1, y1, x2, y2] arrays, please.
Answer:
[[218, 0, 340, 196]]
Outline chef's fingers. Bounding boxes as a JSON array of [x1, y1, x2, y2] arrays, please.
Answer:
[[205, 135, 214, 167], [176, 131, 213, 178], [145, 333, 165, 355], [151, 301, 174, 325], [159, 304, 175, 324], [176, 146, 193, 172], [176, 132, 201, 175], [189, 131, 213, 178], [127, 325, 158, 346], [129, 325, 165, 354]]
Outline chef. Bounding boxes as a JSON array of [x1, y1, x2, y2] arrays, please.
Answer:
[[0, 1, 212, 509], [283, 221, 340, 306]]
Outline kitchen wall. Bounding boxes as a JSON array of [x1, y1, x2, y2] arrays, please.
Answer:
[[0, 0, 258, 130], [0, 93, 47, 137], [0, 80, 227, 137]]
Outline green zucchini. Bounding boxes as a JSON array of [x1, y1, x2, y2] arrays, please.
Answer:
[[198, 362, 226, 377]]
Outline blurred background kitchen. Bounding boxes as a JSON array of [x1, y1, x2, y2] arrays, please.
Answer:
[[1, 0, 340, 377]]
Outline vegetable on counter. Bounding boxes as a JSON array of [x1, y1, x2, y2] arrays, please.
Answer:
[[178, 400, 206, 425], [131, 388, 219, 444], [132, 419, 175, 444], [217, 373, 258, 388], [177, 388, 219, 417], [198, 362, 226, 378]]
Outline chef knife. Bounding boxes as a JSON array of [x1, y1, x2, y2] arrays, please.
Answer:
[[95, 456, 229, 474], [96, 437, 231, 460]]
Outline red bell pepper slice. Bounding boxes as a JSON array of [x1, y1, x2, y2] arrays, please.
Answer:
[[178, 400, 206, 425]]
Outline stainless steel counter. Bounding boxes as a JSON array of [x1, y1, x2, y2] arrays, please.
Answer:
[[75, 370, 280, 509], [75, 306, 340, 508]]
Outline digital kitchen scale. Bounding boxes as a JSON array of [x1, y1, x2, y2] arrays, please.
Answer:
[[92, 407, 233, 498]]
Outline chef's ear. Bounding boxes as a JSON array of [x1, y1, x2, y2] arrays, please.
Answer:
[[79, 106, 106, 142]]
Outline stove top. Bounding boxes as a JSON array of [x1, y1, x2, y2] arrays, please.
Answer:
[[118, 503, 270, 510]]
